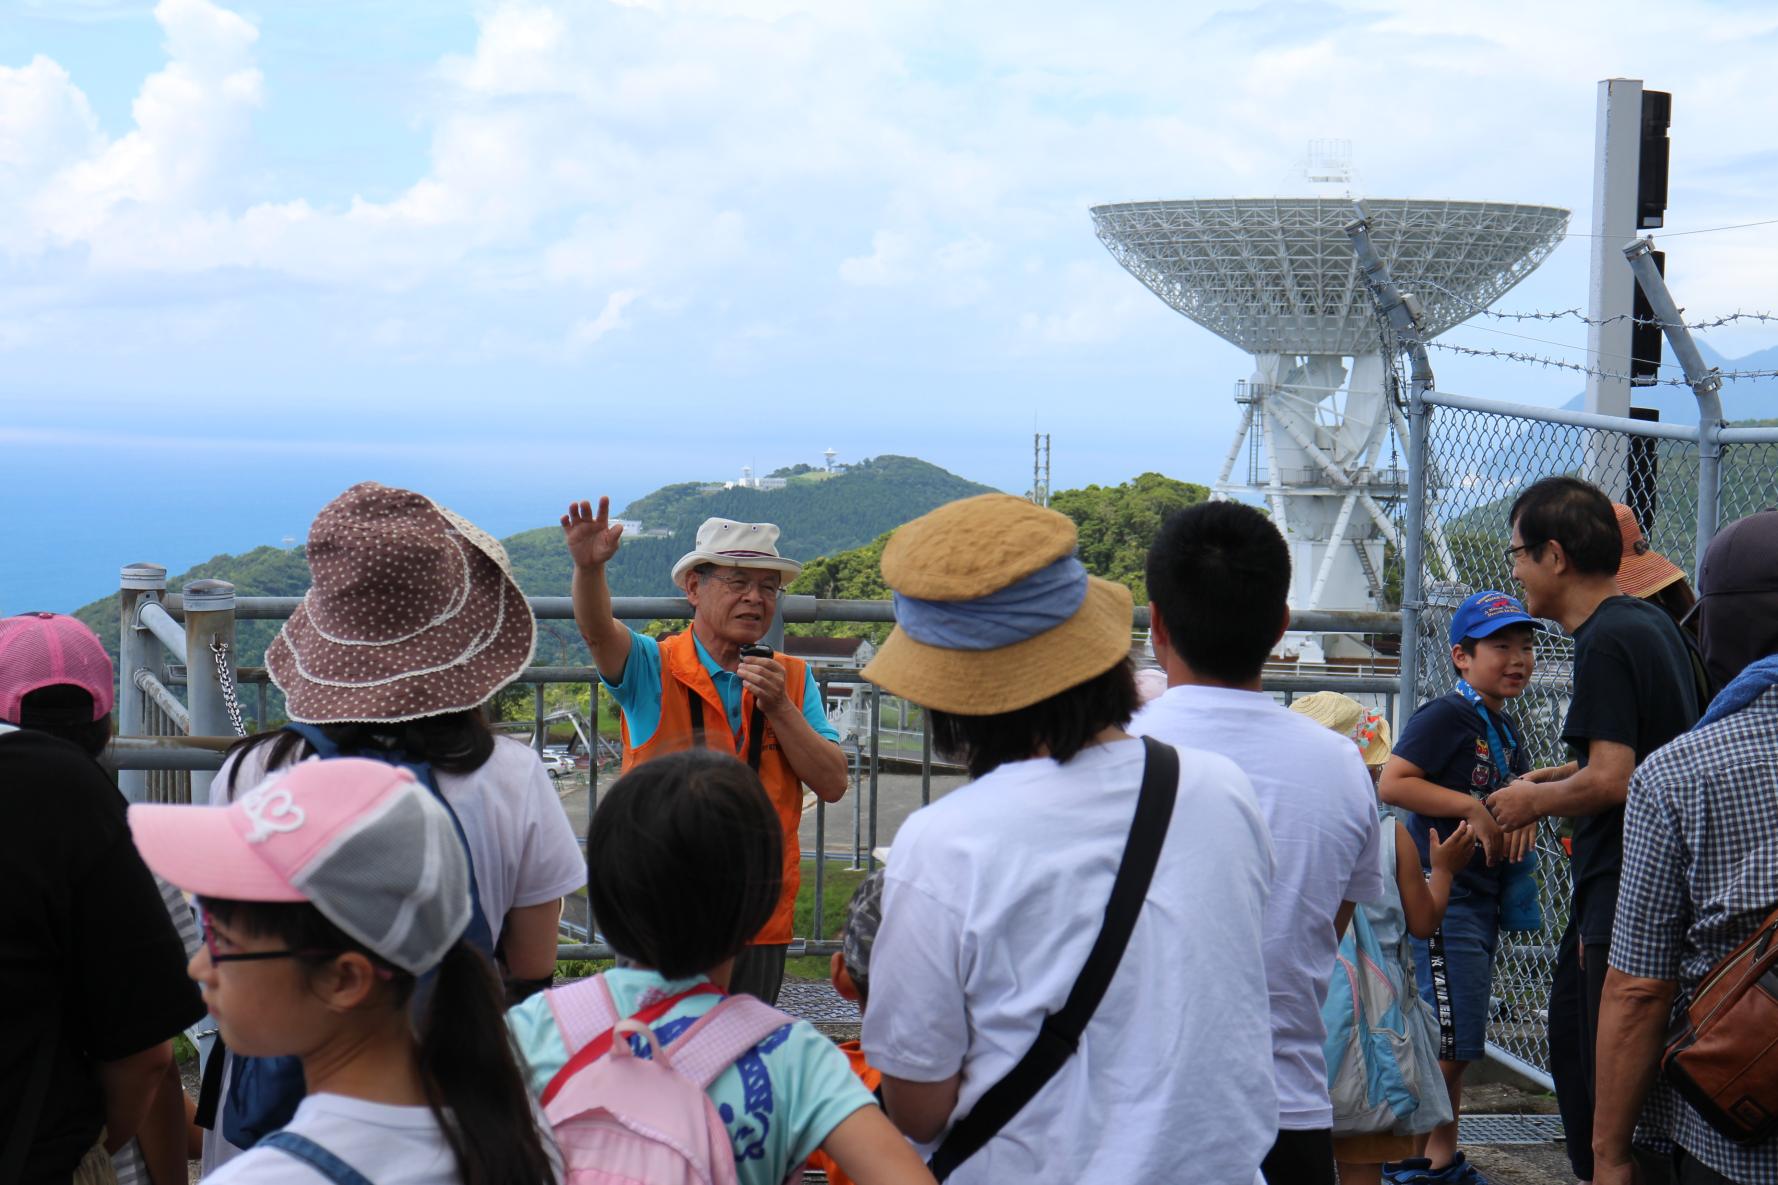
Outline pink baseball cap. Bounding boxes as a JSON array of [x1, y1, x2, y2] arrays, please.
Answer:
[[0, 612, 116, 724], [129, 758, 472, 974]]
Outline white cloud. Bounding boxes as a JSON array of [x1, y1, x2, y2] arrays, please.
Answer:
[[5, 0, 1778, 374], [568, 289, 640, 349]]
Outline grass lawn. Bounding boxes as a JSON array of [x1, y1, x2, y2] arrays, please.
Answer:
[[787, 859, 871, 981]]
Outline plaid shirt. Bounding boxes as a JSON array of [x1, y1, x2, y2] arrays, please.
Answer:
[[1611, 685, 1778, 1183]]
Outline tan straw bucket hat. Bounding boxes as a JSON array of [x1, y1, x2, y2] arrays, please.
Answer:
[[1611, 502, 1686, 599], [266, 482, 536, 723], [1289, 690, 1393, 767], [862, 493, 1133, 715]]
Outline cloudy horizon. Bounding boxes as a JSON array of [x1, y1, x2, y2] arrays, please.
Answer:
[[3, 0, 1776, 611]]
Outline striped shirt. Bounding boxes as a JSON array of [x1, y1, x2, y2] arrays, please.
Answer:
[[1611, 684, 1778, 1184]]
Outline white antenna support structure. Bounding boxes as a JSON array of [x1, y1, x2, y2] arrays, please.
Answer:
[[1091, 197, 1568, 644]]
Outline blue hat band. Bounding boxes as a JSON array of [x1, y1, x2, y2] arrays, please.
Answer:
[[894, 556, 1088, 651]]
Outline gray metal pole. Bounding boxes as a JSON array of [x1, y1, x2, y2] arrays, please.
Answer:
[[867, 684, 881, 870], [921, 709, 932, 807], [533, 684, 547, 754], [813, 799, 826, 943], [765, 594, 786, 652], [1585, 79, 1644, 421], [1346, 202, 1436, 720], [116, 564, 167, 803], [1624, 237, 1727, 557], [183, 579, 237, 804], [1398, 397, 1432, 715]]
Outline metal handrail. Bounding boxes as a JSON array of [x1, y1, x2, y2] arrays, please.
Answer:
[[136, 601, 189, 658], [157, 594, 1403, 636], [133, 670, 191, 733]]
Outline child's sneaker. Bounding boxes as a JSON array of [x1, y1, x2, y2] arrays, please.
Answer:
[[1383, 1153, 1493, 1184], [1382, 1157, 1433, 1183]]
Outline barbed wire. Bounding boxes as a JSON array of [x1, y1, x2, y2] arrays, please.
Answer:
[[1427, 340, 1778, 385], [1556, 216, 1778, 239], [1401, 274, 1778, 331]]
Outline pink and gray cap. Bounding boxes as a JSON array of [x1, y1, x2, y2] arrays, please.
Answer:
[[129, 758, 472, 974], [0, 612, 116, 724]]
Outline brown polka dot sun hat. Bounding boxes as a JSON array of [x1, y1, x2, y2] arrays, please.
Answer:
[[265, 482, 537, 724]]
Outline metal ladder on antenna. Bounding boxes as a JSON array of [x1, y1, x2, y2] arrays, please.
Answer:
[[1352, 539, 1385, 600]]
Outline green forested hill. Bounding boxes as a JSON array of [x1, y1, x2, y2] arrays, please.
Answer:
[[503, 456, 993, 596], [777, 470, 1211, 645], [73, 456, 996, 668]]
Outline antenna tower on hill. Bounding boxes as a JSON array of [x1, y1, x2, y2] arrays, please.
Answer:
[[1032, 433, 1051, 507]]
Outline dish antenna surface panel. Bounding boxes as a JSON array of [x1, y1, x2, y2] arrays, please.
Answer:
[[1091, 198, 1569, 356], [1092, 195, 1569, 638]]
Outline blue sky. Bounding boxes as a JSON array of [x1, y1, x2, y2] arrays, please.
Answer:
[[4, 0, 1778, 611]]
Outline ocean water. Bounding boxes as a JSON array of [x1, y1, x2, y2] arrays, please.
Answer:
[[1, 439, 622, 614]]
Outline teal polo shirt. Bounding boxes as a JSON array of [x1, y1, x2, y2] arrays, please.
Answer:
[[602, 627, 840, 750]]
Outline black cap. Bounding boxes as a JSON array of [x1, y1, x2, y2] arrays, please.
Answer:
[[1693, 509, 1778, 688], [1698, 509, 1778, 599]]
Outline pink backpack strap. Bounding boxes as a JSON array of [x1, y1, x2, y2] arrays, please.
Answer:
[[664, 995, 795, 1090], [545, 973, 620, 1055]]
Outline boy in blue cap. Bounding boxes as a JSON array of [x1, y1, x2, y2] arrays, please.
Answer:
[[1378, 590, 1542, 1185]]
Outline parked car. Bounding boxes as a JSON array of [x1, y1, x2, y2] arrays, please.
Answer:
[[541, 751, 576, 778]]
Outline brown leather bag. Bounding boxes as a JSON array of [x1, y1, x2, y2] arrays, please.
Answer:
[[1663, 904, 1778, 1144]]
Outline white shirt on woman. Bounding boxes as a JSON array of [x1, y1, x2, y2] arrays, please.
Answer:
[[862, 737, 1277, 1185], [211, 734, 585, 941]]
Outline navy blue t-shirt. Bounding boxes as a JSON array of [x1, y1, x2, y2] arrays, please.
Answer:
[[1393, 691, 1530, 897]]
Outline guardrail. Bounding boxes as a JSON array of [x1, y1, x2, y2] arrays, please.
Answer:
[[109, 575, 1403, 959]]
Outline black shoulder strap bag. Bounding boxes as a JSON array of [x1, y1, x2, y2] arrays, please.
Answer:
[[927, 735, 1180, 1181]]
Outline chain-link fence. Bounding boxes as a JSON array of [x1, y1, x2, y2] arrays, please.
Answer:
[[1404, 390, 1778, 1084]]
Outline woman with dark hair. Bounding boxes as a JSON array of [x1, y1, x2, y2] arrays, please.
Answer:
[[207, 483, 583, 1170], [130, 758, 557, 1185], [856, 494, 1278, 1184]]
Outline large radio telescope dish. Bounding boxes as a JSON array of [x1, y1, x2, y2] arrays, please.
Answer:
[[1090, 198, 1570, 355], [1090, 194, 1570, 634]]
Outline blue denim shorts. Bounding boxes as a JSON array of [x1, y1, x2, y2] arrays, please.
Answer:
[[1412, 885, 1500, 1063]]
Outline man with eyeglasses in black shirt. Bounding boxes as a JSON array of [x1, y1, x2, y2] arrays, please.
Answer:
[[1484, 476, 1700, 1185]]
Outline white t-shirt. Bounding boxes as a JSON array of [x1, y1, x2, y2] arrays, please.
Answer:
[[204, 1092, 558, 1185], [203, 734, 584, 1174], [1131, 684, 1385, 1131], [212, 734, 585, 936], [862, 738, 1277, 1185]]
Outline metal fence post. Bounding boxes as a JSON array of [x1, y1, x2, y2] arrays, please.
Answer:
[[1347, 203, 1435, 725], [116, 564, 167, 802], [183, 579, 237, 804], [1624, 238, 1726, 558], [1399, 393, 1430, 722]]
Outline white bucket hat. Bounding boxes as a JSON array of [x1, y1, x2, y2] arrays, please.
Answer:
[[670, 518, 803, 590]]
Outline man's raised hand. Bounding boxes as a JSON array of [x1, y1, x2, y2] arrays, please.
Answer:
[[562, 497, 624, 570]]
